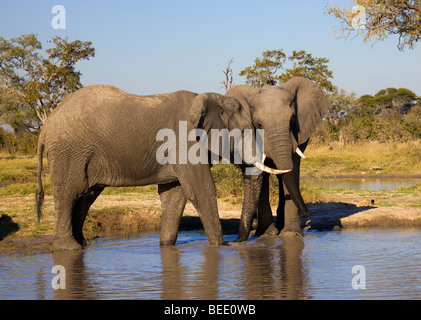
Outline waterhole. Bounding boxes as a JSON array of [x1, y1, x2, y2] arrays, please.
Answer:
[[1, 229, 420, 299]]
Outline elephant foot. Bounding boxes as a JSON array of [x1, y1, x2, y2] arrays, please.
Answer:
[[256, 223, 278, 237], [210, 240, 229, 246], [160, 240, 176, 246], [263, 224, 279, 236], [53, 236, 84, 250], [279, 229, 304, 238], [234, 236, 247, 243], [74, 235, 87, 247]]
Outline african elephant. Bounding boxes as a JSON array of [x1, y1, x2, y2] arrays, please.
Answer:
[[35, 85, 256, 250], [226, 77, 330, 241]]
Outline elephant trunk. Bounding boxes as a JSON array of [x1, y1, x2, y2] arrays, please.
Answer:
[[267, 129, 293, 171], [235, 174, 263, 242], [268, 131, 310, 218]]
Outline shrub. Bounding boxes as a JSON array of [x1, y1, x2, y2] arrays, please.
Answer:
[[0, 130, 39, 155]]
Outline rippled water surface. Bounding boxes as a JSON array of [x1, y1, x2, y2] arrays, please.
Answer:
[[1, 229, 421, 299]]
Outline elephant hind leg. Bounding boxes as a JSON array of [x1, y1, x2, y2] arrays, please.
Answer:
[[52, 191, 84, 250], [50, 160, 92, 250], [72, 186, 104, 246], [158, 182, 187, 246]]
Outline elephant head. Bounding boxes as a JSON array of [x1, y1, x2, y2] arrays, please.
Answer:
[[189, 92, 265, 242], [251, 77, 328, 164], [189, 92, 257, 166], [227, 77, 330, 218]]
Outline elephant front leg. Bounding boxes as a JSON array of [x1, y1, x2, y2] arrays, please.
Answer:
[[158, 182, 187, 246], [175, 165, 226, 246], [278, 153, 304, 237], [255, 172, 278, 237], [279, 198, 303, 237]]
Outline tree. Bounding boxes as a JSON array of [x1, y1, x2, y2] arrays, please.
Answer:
[[221, 58, 234, 91], [280, 50, 335, 93], [357, 87, 418, 117], [239, 49, 334, 93], [327, 87, 358, 125], [239, 49, 286, 88], [0, 34, 95, 130], [326, 0, 421, 50]]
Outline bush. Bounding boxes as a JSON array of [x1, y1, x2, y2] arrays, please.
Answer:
[[0, 130, 39, 155], [312, 112, 421, 146]]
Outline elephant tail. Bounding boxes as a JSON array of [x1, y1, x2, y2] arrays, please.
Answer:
[[35, 133, 45, 223]]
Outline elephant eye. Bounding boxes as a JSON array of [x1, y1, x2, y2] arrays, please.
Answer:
[[256, 121, 263, 129]]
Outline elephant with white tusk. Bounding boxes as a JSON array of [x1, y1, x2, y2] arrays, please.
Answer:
[[226, 77, 330, 241]]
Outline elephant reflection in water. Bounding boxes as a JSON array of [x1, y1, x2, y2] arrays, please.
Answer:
[[239, 236, 307, 300], [160, 246, 219, 300], [51, 250, 96, 300], [49, 237, 307, 299], [160, 237, 308, 300]]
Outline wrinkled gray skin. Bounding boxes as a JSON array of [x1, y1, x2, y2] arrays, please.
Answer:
[[226, 77, 330, 241], [36, 85, 254, 250]]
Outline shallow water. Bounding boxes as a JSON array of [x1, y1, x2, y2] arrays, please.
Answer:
[[1, 229, 421, 300], [302, 178, 421, 190]]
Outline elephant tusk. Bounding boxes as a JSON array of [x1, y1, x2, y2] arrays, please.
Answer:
[[262, 153, 267, 162], [295, 147, 306, 159], [253, 153, 292, 175]]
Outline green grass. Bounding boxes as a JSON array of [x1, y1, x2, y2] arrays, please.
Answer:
[[302, 140, 421, 177], [0, 155, 42, 183]]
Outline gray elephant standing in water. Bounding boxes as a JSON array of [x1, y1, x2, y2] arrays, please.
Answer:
[[226, 77, 330, 241], [36, 85, 257, 250]]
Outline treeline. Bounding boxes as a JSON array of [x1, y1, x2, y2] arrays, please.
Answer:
[[312, 87, 421, 146]]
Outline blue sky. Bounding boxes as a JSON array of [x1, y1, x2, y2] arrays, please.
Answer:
[[1, 0, 420, 96]]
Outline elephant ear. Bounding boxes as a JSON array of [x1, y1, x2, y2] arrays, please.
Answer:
[[189, 92, 242, 133], [281, 77, 330, 145]]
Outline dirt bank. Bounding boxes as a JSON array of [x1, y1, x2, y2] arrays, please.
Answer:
[[303, 202, 421, 230]]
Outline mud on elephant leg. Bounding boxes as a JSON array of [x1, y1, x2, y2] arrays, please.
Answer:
[[158, 182, 187, 246]]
